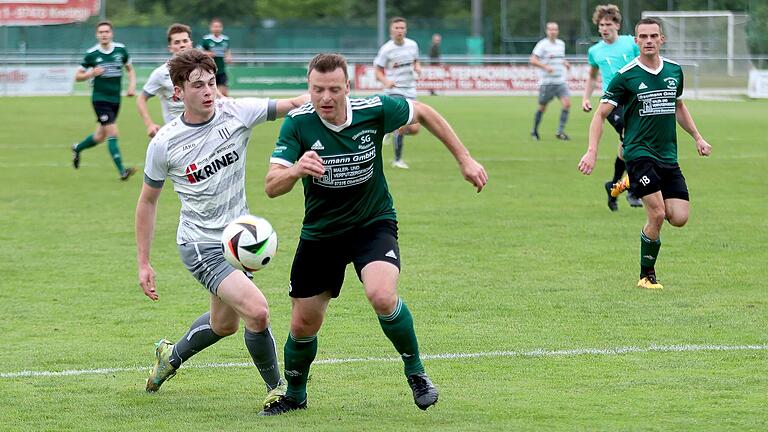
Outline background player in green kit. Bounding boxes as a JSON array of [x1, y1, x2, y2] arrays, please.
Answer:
[[199, 18, 232, 96], [578, 18, 712, 290], [71, 20, 137, 181], [260, 53, 488, 415], [582, 4, 642, 211]]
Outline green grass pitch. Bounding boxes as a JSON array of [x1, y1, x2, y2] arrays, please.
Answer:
[[0, 95, 766, 431]]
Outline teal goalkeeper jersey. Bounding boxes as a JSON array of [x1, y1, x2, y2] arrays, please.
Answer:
[[602, 58, 684, 165], [270, 95, 412, 240], [587, 35, 640, 92]]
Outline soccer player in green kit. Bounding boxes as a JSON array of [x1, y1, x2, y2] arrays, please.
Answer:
[[582, 4, 643, 211], [259, 53, 488, 415], [578, 18, 712, 290], [71, 21, 137, 180], [199, 18, 232, 96]]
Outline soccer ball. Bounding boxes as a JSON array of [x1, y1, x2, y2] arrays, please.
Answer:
[[221, 215, 278, 272]]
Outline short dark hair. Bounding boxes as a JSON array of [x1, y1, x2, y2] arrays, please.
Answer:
[[307, 53, 348, 80], [390, 16, 406, 26], [167, 23, 192, 44], [168, 49, 217, 87], [96, 20, 113, 30], [210, 17, 223, 25], [592, 4, 621, 25], [635, 17, 663, 34]]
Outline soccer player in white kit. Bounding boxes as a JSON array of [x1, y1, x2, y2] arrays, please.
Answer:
[[529, 21, 571, 141], [136, 23, 192, 138], [374, 17, 421, 169], [135, 49, 307, 408]]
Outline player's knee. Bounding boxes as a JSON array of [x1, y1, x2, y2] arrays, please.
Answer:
[[648, 207, 666, 227], [240, 304, 270, 331], [667, 213, 688, 227], [290, 314, 322, 337], [367, 290, 398, 315], [210, 320, 239, 337]]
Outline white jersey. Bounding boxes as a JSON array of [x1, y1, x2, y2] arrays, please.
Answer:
[[531, 38, 567, 85], [373, 38, 420, 99], [142, 62, 184, 123], [144, 97, 277, 244]]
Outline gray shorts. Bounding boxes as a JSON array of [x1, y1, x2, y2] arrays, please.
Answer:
[[178, 242, 250, 295], [538, 83, 570, 105]]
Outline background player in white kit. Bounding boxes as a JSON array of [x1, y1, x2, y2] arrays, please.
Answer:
[[136, 23, 192, 138], [135, 49, 307, 408], [529, 21, 571, 141], [375, 17, 421, 169]]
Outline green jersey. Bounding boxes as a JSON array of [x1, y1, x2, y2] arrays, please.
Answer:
[[271, 95, 412, 240], [199, 34, 230, 74], [602, 57, 684, 165], [81, 43, 130, 103]]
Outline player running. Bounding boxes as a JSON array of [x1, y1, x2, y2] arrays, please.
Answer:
[[136, 49, 307, 408], [582, 4, 643, 211], [136, 23, 192, 137], [578, 18, 712, 289], [71, 20, 137, 180]]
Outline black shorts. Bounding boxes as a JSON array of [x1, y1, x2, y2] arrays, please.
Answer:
[[215, 72, 229, 86], [288, 219, 401, 299], [606, 104, 625, 140], [92, 101, 120, 125], [626, 157, 689, 201]]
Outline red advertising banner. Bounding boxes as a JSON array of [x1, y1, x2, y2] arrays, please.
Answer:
[[0, 0, 100, 26], [354, 64, 597, 94]]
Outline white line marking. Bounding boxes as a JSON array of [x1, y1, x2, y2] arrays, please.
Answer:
[[0, 153, 763, 169], [1, 344, 765, 379]]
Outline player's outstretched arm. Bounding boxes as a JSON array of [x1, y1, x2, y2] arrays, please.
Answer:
[[411, 101, 488, 192], [125, 63, 136, 97], [136, 183, 162, 301], [578, 102, 613, 175], [265, 151, 325, 198], [274, 94, 310, 118], [675, 99, 712, 157]]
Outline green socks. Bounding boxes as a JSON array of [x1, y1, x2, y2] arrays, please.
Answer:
[[284, 334, 317, 402], [106, 136, 125, 174], [378, 298, 424, 376], [74, 134, 97, 152], [640, 230, 661, 276]]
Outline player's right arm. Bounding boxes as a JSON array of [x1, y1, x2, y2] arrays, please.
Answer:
[[75, 67, 104, 81], [582, 65, 599, 112], [265, 151, 325, 198], [265, 116, 325, 198], [136, 182, 162, 300], [578, 102, 613, 175], [375, 66, 394, 89], [529, 55, 553, 73], [136, 93, 160, 137]]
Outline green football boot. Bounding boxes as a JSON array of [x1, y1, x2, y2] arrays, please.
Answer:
[[146, 339, 177, 392]]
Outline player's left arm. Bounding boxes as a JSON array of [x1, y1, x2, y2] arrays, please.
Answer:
[[274, 94, 310, 118], [225, 49, 233, 64], [125, 62, 136, 97], [675, 99, 712, 156], [410, 101, 488, 192], [413, 58, 422, 76]]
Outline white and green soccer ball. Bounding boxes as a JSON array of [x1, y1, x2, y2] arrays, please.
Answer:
[[221, 215, 278, 272]]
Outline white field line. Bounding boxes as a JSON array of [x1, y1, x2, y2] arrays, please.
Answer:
[[0, 153, 763, 169], [1, 343, 765, 379]]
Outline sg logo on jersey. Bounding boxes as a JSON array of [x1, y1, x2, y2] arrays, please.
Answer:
[[664, 77, 678, 89], [358, 134, 373, 150]]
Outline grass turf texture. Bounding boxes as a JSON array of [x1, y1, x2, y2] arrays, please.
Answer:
[[0, 95, 766, 431]]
